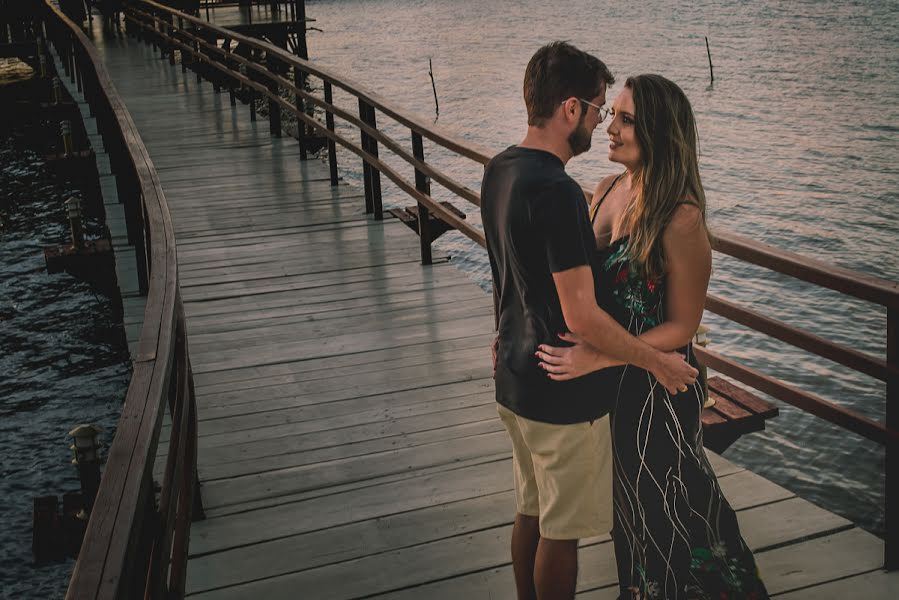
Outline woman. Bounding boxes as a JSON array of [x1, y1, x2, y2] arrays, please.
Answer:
[[536, 75, 768, 600]]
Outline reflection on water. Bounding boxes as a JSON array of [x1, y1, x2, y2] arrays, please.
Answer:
[[305, 0, 898, 535], [0, 128, 130, 596]]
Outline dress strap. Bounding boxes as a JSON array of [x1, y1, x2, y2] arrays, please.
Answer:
[[590, 172, 625, 223]]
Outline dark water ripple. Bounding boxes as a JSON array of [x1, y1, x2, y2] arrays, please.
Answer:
[[305, 0, 899, 537], [0, 130, 130, 597]]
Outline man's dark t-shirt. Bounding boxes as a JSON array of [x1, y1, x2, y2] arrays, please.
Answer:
[[481, 146, 615, 424]]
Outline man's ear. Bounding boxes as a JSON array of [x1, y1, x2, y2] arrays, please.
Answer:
[[560, 97, 580, 123]]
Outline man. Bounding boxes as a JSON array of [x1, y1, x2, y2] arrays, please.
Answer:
[[480, 42, 698, 600]]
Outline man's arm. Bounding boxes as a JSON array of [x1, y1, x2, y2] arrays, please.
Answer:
[[552, 266, 697, 393]]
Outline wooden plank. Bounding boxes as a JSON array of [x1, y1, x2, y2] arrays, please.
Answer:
[[182, 268, 469, 316], [774, 569, 899, 599], [185, 492, 846, 599], [193, 345, 492, 404], [200, 429, 513, 509], [188, 457, 512, 553], [196, 371, 493, 418], [188, 383, 495, 445], [192, 351, 493, 418], [185, 292, 489, 340], [191, 341, 494, 396], [373, 497, 852, 600], [197, 415, 504, 481], [186, 491, 516, 595], [191, 351, 492, 410], [191, 454, 751, 561], [708, 394, 754, 422], [189, 315, 495, 373], [186, 301, 493, 355], [159, 381, 495, 462], [709, 375, 779, 418], [756, 528, 886, 594], [202, 454, 511, 521]]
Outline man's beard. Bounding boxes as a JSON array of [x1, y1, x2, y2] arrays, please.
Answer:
[[568, 117, 592, 156]]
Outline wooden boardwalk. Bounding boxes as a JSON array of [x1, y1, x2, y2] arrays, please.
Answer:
[[85, 23, 898, 599]]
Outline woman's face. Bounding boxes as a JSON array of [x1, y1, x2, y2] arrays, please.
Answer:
[[607, 86, 641, 170]]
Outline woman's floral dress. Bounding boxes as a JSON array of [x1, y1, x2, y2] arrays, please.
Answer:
[[596, 236, 770, 600]]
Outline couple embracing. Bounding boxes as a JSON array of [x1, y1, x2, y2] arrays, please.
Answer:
[[481, 42, 769, 600]]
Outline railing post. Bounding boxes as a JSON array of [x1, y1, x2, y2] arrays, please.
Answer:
[[167, 14, 176, 66], [296, 0, 309, 60], [294, 65, 307, 160], [208, 32, 221, 93], [179, 17, 188, 73], [245, 53, 256, 122], [887, 308, 898, 570], [75, 48, 83, 94], [68, 38, 76, 83], [224, 39, 237, 106], [148, 7, 158, 51], [266, 53, 281, 137], [194, 38, 202, 83], [323, 81, 338, 186], [411, 131, 433, 265], [115, 149, 150, 294], [358, 100, 373, 214], [358, 100, 383, 220]]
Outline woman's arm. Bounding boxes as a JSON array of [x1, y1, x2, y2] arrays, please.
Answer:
[[637, 204, 711, 351], [537, 204, 711, 380]]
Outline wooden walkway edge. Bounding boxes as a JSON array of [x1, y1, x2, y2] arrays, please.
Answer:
[[86, 22, 898, 600]]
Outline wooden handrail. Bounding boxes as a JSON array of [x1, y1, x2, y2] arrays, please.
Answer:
[[42, 3, 201, 599], [136, 9, 485, 209], [142, 12, 485, 241], [713, 231, 899, 310], [125, 0, 898, 569], [141, 0, 495, 162], [695, 346, 898, 446], [705, 294, 897, 382]]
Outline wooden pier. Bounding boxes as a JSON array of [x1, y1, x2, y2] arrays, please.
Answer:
[[83, 19, 896, 600], [33, 1, 899, 598]]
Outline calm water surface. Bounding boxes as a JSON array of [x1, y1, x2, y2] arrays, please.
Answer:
[[301, 0, 899, 535]]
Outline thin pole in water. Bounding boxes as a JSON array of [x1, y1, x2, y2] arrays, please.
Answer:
[[705, 36, 714, 84], [429, 57, 439, 119]]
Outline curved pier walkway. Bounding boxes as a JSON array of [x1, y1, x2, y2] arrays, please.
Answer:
[[86, 24, 896, 600]]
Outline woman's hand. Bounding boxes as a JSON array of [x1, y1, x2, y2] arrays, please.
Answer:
[[535, 332, 619, 381]]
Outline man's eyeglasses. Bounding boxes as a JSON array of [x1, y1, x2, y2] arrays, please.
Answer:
[[578, 98, 611, 122]]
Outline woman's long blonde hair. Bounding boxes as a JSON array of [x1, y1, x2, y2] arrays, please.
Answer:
[[619, 74, 709, 281]]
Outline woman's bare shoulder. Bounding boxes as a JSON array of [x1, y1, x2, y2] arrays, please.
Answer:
[[668, 202, 704, 233], [593, 174, 620, 195]]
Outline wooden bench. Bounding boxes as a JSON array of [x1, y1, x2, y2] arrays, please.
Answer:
[[701, 376, 779, 453], [388, 201, 467, 242]]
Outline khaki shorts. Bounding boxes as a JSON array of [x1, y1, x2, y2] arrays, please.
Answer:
[[497, 404, 613, 540]]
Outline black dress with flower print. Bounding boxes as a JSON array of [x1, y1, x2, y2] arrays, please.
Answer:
[[596, 236, 769, 600]]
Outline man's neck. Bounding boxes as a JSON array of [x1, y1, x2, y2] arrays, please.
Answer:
[[519, 126, 573, 165]]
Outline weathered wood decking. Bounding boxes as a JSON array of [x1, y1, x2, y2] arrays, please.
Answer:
[[84, 22, 899, 599]]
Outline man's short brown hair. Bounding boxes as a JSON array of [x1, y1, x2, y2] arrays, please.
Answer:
[[523, 41, 615, 127]]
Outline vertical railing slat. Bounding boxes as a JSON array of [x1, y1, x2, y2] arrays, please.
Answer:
[[266, 53, 281, 137], [323, 81, 338, 185], [295, 65, 307, 160], [358, 101, 383, 219], [411, 131, 432, 265], [358, 99, 373, 214]]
